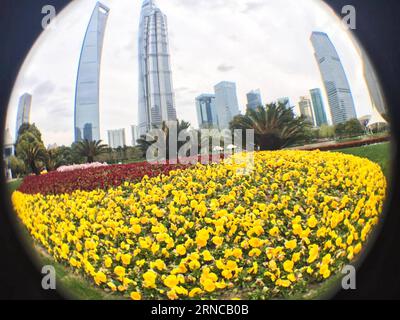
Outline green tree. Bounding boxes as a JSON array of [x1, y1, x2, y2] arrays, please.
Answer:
[[9, 156, 26, 177], [334, 123, 347, 138], [46, 146, 75, 171], [229, 103, 310, 150], [319, 124, 335, 139], [335, 119, 364, 139], [16, 123, 43, 143], [15, 124, 48, 175], [70, 142, 86, 164], [75, 140, 108, 163], [345, 118, 365, 137]]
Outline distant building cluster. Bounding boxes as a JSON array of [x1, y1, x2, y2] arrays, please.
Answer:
[[57, 1, 390, 145], [70, 1, 371, 144], [107, 128, 126, 149], [195, 31, 365, 130], [246, 90, 263, 110]]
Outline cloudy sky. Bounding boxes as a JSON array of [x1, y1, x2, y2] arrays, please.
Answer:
[[6, 0, 374, 147]]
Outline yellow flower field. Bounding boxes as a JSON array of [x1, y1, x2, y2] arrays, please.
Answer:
[[12, 150, 386, 299]]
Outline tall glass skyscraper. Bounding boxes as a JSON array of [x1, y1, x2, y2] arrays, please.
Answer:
[[74, 2, 110, 142], [214, 81, 240, 129], [246, 89, 263, 110], [310, 88, 328, 127], [15, 93, 32, 140], [196, 94, 218, 129], [131, 125, 138, 146], [362, 50, 387, 117], [137, 0, 177, 137], [298, 96, 315, 126], [310, 32, 357, 125]]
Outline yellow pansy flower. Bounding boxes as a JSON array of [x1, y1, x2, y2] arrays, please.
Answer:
[[130, 292, 142, 300]]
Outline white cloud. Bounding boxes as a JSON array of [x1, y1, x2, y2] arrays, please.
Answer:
[[6, 0, 374, 146]]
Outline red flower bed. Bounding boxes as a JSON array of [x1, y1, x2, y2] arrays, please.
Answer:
[[17, 155, 227, 196], [18, 162, 188, 196]]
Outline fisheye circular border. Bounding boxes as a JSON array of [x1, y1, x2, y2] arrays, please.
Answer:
[[0, 0, 399, 300]]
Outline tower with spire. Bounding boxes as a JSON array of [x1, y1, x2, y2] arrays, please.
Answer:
[[137, 0, 177, 137]]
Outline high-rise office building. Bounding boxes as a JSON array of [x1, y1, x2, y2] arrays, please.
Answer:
[[3, 128, 14, 180], [310, 88, 328, 127], [214, 81, 240, 129], [196, 94, 218, 129], [351, 40, 388, 121], [3, 128, 15, 159], [74, 2, 110, 142], [246, 89, 263, 110], [131, 125, 138, 146], [107, 129, 126, 149], [137, 0, 177, 137], [277, 97, 291, 109], [362, 51, 387, 118], [298, 96, 315, 125], [310, 32, 357, 125], [15, 93, 32, 140]]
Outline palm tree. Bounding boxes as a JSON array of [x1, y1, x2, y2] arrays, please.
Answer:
[[75, 139, 108, 163], [137, 120, 191, 160], [230, 103, 309, 151], [18, 143, 48, 175]]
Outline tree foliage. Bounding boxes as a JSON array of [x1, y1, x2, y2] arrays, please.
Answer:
[[46, 146, 78, 171], [15, 123, 48, 175], [75, 140, 108, 163], [335, 119, 365, 139], [9, 155, 26, 177], [229, 103, 310, 150], [319, 124, 335, 139]]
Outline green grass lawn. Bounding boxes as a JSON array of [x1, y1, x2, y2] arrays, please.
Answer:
[[7, 179, 22, 195], [38, 249, 120, 300], [336, 142, 391, 178], [5, 143, 391, 300]]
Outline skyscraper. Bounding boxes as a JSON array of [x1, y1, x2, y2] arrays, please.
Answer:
[[74, 2, 110, 142], [3, 128, 14, 180], [214, 81, 240, 129], [15, 93, 32, 140], [138, 0, 177, 137], [246, 89, 263, 110], [131, 125, 139, 146], [298, 96, 315, 125], [310, 32, 357, 125], [362, 51, 387, 117], [196, 94, 218, 129], [351, 39, 388, 121], [107, 129, 126, 149], [310, 88, 328, 127], [3, 128, 15, 159]]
